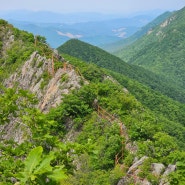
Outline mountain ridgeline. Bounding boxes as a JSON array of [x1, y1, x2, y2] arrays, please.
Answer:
[[58, 39, 185, 103], [103, 11, 172, 52], [57, 38, 185, 143], [1, 7, 185, 185], [115, 6, 185, 91]]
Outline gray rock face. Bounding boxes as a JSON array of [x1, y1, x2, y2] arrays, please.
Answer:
[[159, 164, 176, 185], [117, 158, 176, 185], [2, 51, 84, 143], [0, 119, 31, 144], [4, 51, 83, 112], [163, 164, 176, 176], [127, 156, 148, 174], [117, 178, 129, 185], [152, 163, 165, 176]]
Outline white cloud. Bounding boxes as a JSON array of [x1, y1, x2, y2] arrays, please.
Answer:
[[57, 31, 83, 39], [112, 27, 127, 38]]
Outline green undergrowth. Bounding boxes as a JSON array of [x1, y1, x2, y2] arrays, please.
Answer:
[[1, 19, 185, 184]]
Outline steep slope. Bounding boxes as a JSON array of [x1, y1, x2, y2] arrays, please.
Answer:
[[116, 7, 185, 89], [63, 54, 185, 135], [4, 51, 82, 113], [58, 39, 185, 103], [1, 20, 185, 185], [0, 20, 83, 142], [55, 54, 185, 185], [0, 20, 83, 113], [103, 11, 172, 52], [0, 20, 34, 81]]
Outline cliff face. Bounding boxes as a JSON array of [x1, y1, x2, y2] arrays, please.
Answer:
[[1, 50, 84, 143], [1, 21, 83, 113], [4, 51, 83, 112]]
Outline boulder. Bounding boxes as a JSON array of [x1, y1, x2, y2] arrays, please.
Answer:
[[117, 177, 129, 185], [152, 163, 165, 176], [127, 156, 148, 174], [159, 164, 176, 185]]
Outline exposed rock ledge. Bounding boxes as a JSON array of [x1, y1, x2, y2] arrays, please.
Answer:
[[1, 51, 84, 143], [117, 156, 176, 185], [4, 51, 83, 112]]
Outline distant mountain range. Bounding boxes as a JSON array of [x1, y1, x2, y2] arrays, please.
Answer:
[[0, 10, 164, 23], [0, 10, 161, 48]]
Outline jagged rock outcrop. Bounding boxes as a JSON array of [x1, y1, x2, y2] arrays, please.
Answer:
[[4, 51, 83, 112], [1, 51, 85, 143], [127, 156, 148, 175], [117, 157, 176, 185], [0, 119, 31, 144], [159, 165, 176, 185]]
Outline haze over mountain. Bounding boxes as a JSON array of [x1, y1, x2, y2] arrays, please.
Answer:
[[103, 11, 173, 52], [0, 10, 161, 48], [0, 10, 128, 23], [1, 0, 183, 48]]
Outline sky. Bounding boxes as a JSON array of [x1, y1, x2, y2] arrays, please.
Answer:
[[0, 0, 185, 14]]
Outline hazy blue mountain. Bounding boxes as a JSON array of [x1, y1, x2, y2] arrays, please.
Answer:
[[0, 10, 163, 23], [1, 10, 159, 48], [0, 10, 121, 23]]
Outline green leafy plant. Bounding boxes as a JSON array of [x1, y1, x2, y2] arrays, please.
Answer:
[[40, 71, 51, 90], [16, 146, 67, 184]]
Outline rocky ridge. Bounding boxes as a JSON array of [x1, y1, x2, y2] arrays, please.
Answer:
[[1, 50, 84, 143], [117, 156, 176, 185], [4, 51, 83, 112]]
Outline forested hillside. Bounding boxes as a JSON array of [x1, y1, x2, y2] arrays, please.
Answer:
[[58, 44, 185, 144], [115, 7, 185, 90], [58, 39, 185, 103], [1, 19, 185, 185]]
